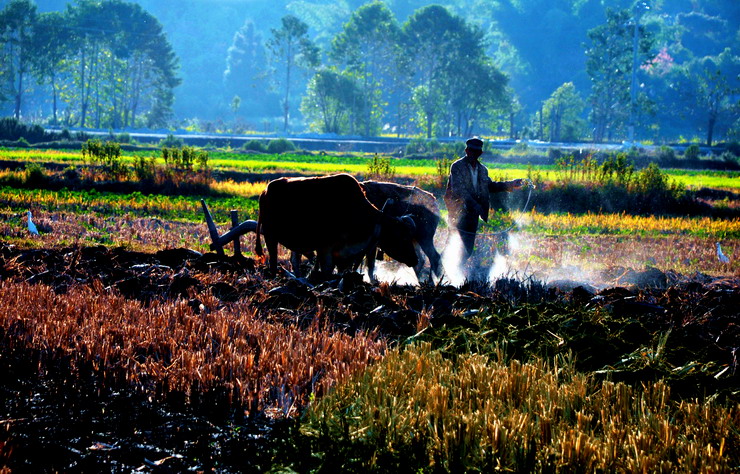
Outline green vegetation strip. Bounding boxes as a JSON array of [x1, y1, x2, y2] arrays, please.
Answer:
[[2, 148, 739, 189], [665, 169, 740, 190], [0, 186, 257, 223]]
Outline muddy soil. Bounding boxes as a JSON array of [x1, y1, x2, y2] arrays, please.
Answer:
[[1, 244, 738, 471]]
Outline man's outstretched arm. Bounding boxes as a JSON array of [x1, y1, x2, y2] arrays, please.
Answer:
[[488, 178, 524, 193]]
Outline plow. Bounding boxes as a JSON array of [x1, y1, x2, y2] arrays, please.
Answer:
[[200, 199, 257, 257]]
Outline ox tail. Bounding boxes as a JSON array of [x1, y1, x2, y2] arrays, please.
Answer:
[[254, 192, 266, 263], [255, 218, 263, 257], [255, 216, 267, 264]]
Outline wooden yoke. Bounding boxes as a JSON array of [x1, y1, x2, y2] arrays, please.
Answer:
[[200, 199, 258, 256]]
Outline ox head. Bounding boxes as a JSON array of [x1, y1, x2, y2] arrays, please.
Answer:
[[378, 211, 418, 268]]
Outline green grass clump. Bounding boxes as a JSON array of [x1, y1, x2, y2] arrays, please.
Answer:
[[242, 139, 267, 152], [266, 138, 296, 154], [304, 343, 738, 472]]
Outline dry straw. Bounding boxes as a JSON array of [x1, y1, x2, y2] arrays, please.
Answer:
[[305, 343, 738, 472], [0, 280, 386, 416]]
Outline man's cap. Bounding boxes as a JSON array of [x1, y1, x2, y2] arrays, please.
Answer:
[[465, 137, 484, 150]]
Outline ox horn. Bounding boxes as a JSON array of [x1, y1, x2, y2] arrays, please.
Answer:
[[400, 214, 416, 233]]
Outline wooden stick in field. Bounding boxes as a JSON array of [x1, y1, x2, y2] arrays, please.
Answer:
[[231, 210, 242, 257], [201, 199, 225, 256]]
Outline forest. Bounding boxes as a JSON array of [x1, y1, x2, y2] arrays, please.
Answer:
[[1, 0, 738, 145]]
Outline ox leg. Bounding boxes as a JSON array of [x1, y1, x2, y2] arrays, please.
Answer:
[[365, 247, 378, 284], [310, 251, 334, 281], [412, 244, 427, 283], [420, 240, 444, 282], [290, 251, 303, 278], [266, 238, 280, 276]]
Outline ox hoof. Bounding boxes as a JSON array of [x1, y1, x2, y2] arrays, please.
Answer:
[[338, 272, 364, 292]]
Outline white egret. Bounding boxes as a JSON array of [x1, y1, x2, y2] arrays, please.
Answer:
[[27, 211, 39, 235], [716, 241, 730, 263]]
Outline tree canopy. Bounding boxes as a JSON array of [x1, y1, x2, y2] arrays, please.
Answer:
[[3, 0, 739, 144], [0, 0, 180, 128]]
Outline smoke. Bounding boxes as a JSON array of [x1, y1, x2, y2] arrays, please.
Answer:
[[369, 211, 662, 290], [366, 211, 641, 290], [370, 260, 419, 286], [441, 231, 467, 286], [367, 226, 611, 289]]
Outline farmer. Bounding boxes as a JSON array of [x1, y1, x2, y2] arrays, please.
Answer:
[[444, 136, 525, 269]]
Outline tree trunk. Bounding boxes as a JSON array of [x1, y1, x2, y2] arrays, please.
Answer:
[[509, 112, 515, 139], [706, 112, 716, 147], [363, 75, 371, 137], [80, 46, 89, 128], [396, 101, 402, 138], [538, 104, 544, 140], [130, 57, 142, 127], [94, 71, 101, 128], [283, 44, 292, 132], [51, 72, 57, 125], [14, 70, 23, 119]]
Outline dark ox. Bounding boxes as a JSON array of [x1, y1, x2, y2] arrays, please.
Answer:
[[360, 181, 443, 282], [255, 174, 418, 280]]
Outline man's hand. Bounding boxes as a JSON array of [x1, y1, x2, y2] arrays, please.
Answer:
[[511, 178, 525, 190], [464, 202, 485, 216]]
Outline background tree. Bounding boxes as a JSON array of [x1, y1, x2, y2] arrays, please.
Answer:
[[1, 0, 736, 144], [64, 0, 107, 127], [401, 5, 466, 138], [542, 82, 585, 142], [29, 11, 69, 125], [445, 55, 508, 137], [0, 0, 38, 119], [486, 89, 523, 139], [223, 20, 275, 119], [119, 1, 180, 128], [267, 15, 320, 132], [585, 8, 654, 142], [401, 5, 508, 138], [681, 49, 740, 146], [330, 1, 402, 136], [410, 84, 444, 138], [301, 68, 363, 134], [58, 0, 179, 128], [230, 94, 241, 127]]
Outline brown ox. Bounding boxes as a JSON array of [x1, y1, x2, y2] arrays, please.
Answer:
[[360, 181, 443, 282], [255, 174, 418, 280]]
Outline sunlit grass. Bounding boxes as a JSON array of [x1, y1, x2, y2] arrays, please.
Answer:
[[210, 179, 268, 198], [514, 211, 740, 238], [305, 343, 738, 472], [0, 148, 82, 161]]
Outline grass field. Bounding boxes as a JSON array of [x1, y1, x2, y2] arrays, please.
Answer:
[[1, 145, 738, 472], [2, 196, 737, 282], [3, 147, 738, 189]]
